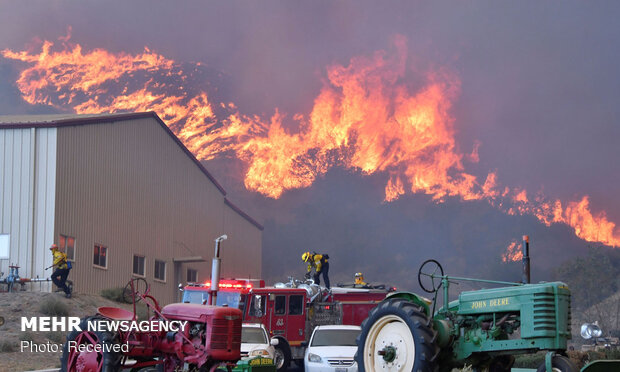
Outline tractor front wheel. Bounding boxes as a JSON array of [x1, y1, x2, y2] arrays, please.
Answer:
[[536, 355, 578, 372], [61, 316, 121, 372], [355, 298, 439, 372]]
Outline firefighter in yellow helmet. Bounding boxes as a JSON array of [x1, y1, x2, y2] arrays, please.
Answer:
[[49, 244, 72, 298], [354, 272, 367, 286], [302, 252, 330, 289]]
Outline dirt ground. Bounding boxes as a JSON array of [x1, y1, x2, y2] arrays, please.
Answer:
[[0, 290, 134, 372]]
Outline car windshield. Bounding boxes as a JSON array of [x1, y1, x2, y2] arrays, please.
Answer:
[[182, 290, 243, 309], [242, 327, 268, 344], [311, 329, 360, 347]]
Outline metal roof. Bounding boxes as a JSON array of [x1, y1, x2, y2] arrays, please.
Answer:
[[0, 112, 119, 124]]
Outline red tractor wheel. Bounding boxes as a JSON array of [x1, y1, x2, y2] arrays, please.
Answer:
[[61, 316, 121, 372]]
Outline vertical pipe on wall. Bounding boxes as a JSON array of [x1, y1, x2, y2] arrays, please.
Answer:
[[29, 128, 36, 280]]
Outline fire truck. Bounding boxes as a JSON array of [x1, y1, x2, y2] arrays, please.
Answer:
[[181, 277, 393, 371]]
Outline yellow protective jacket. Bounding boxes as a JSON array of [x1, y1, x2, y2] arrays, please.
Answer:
[[53, 250, 68, 270], [306, 254, 326, 273]]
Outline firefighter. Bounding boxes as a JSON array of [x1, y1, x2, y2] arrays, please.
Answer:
[[302, 252, 330, 289], [354, 272, 367, 286], [49, 244, 72, 298]]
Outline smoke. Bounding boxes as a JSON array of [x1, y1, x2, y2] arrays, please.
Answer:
[[1, 1, 620, 286]]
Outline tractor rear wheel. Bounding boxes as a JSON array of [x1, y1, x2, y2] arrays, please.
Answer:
[[61, 316, 121, 372], [355, 298, 439, 372], [536, 355, 578, 372]]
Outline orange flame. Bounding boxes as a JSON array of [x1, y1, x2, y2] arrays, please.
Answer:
[[502, 241, 523, 262], [2, 33, 620, 248]]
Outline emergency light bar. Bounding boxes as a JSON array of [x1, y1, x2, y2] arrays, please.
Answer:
[[204, 279, 254, 289]]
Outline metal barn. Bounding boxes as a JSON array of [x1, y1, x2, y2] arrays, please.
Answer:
[[0, 112, 262, 304]]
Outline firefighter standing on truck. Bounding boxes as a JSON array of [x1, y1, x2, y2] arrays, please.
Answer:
[[302, 252, 330, 289], [355, 272, 367, 287], [49, 244, 72, 298]]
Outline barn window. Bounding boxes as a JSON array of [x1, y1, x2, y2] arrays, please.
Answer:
[[154, 260, 166, 281], [133, 255, 145, 276], [93, 244, 107, 268], [187, 268, 197, 282], [59, 234, 76, 261]]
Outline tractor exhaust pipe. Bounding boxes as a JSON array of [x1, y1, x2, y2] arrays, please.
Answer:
[[209, 234, 227, 305], [522, 235, 530, 284]]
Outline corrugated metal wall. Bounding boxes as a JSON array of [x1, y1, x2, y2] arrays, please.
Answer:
[[54, 117, 261, 304], [0, 127, 57, 290], [220, 203, 262, 279]]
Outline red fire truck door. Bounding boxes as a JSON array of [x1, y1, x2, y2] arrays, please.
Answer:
[[270, 294, 288, 338], [267, 293, 306, 343], [286, 294, 306, 343]]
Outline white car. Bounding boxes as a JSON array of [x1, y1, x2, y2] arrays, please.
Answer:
[[241, 323, 279, 360], [304, 325, 361, 372]]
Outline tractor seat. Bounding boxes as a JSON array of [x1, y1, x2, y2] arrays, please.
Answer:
[[98, 306, 134, 321]]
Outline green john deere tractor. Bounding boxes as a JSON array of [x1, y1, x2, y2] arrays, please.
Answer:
[[355, 259, 576, 372]]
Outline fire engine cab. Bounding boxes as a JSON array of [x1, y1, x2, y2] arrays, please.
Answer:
[[182, 278, 392, 371]]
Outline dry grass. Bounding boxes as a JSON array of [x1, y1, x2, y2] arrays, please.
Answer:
[[39, 297, 70, 316]]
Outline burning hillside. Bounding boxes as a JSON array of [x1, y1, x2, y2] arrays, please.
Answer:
[[2, 32, 619, 249]]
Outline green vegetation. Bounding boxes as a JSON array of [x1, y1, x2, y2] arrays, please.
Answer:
[[100, 287, 127, 303], [0, 340, 16, 352], [514, 352, 545, 368], [39, 297, 70, 316], [46, 331, 65, 343], [19, 331, 36, 343], [136, 303, 149, 321]]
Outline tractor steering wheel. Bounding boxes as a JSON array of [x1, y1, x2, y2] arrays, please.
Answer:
[[417, 259, 444, 293], [122, 277, 150, 304]]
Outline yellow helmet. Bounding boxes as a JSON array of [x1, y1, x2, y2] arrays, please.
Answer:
[[355, 272, 364, 284], [302, 252, 311, 262]]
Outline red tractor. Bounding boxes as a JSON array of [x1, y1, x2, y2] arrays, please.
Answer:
[[61, 278, 242, 372]]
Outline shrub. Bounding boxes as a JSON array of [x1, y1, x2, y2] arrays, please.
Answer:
[[46, 331, 65, 343], [514, 352, 545, 368], [100, 287, 127, 303], [39, 297, 70, 316], [136, 303, 149, 321], [19, 332, 36, 342], [0, 341, 15, 352]]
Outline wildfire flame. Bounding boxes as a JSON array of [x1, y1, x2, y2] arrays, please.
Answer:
[[2, 32, 620, 248], [502, 241, 523, 262]]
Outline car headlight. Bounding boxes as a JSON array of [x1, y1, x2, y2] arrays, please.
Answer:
[[251, 349, 270, 356], [307, 353, 322, 363]]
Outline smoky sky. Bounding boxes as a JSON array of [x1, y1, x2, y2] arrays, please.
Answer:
[[1, 1, 619, 288]]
